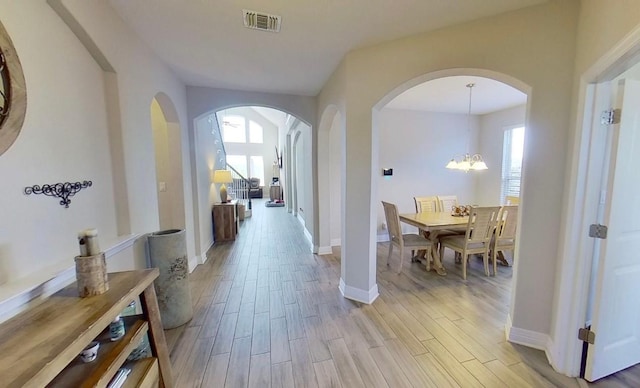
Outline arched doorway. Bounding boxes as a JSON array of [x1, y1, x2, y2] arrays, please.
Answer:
[[371, 67, 531, 332]]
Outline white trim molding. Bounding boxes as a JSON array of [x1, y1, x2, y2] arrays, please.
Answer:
[[316, 246, 333, 255], [330, 238, 341, 247], [0, 234, 139, 323], [339, 278, 379, 304], [506, 314, 552, 352]]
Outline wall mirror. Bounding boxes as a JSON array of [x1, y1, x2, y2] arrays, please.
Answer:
[[0, 20, 26, 157]]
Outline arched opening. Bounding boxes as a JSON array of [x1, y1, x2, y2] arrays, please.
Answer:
[[194, 105, 316, 252], [151, 93, 186, 233], [371, 68, 531, 329], [316, 105, 345, 255]]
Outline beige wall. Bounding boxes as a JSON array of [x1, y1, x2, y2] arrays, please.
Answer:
[[0, 0, 198, 309], [0, 1, 119, 281], [318, 0, 580, 329], [151, 99, 171, 229]]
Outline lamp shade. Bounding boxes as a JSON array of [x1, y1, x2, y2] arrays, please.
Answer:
[[212, 169, 233, 184]]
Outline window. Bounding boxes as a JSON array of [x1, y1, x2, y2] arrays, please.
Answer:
[[250, 156, 264, 185], [501, 126, 525, 204], [226, 155, 247, 177], [222, 115, 246, 143], [249, 120, 263, 143]]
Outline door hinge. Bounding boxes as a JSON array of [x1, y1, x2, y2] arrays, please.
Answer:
[[601, 109, 621, 125], [589, 224, 608, 239], [578, 328, 595, 344]]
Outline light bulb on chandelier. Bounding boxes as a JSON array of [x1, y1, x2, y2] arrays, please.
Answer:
[[445, 83, 488, 172]]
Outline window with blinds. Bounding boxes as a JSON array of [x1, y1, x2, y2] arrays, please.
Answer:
[[501, 126, 525, 204]]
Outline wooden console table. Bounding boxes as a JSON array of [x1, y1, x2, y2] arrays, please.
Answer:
[[212, 200, 239, 242], [0, 269, 173, 388], [269, 184, 282, 201]]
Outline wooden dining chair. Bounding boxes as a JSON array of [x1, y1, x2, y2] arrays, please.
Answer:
[[414, 196, 461, 260], [439, 206, 501, 279], [412, 196, 439, 259], [382, 201, 433, 274], [437, 195, 459, 213], [414, 196, 439, 213], [491, 205, 518, 275]]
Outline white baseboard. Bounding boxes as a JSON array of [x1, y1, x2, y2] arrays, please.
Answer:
[[331, 238, 341, 247], [303, 228, 313, 252], [506, 313, 551, 352], [316, 246, 333, 255], [189, 256, 199, 273], [0, 234, 139, 323], [339, 278, 379, 304]]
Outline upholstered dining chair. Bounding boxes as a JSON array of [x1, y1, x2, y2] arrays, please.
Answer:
[[382, 201, 433, 274], [491, 205, 519, 275], [437, 195, 459, 213], [439, 206, 501, 279]]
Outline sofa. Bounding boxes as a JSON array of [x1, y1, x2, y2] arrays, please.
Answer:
[[248, 177, 263, 198]]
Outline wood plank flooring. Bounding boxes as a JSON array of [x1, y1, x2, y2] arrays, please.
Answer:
[[164, 200, 638, 387]]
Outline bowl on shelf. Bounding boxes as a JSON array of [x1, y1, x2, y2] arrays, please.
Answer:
[[79, 341, 100, 363]]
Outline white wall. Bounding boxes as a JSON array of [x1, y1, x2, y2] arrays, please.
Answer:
[[377, 108, 479, 237], [548, 1, 640, 375], [329, 113, 343, 246], [476, 104, 526, 206], [193, 115, 224, 256]]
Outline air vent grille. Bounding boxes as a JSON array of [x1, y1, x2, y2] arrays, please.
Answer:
[[243, 9, 281, 33]]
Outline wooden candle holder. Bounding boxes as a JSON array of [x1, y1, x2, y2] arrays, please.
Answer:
[[74, 252, 109, 297]]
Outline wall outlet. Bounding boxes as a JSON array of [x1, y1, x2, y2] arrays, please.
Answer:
[[158, 182, 167, 192], [381, 222, 386, 230]]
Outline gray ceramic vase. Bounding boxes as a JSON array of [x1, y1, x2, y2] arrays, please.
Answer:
[[148, 229, 193, 329]]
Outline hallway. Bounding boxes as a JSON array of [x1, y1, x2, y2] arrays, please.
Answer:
[[164, 200, 623, 387]]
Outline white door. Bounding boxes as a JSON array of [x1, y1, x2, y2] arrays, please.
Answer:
[[585, 78, 640, 381]]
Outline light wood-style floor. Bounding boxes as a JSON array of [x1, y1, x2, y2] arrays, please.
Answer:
[[164, 199, 640, 387]]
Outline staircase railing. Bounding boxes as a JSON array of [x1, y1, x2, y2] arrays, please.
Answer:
[[226, 164, 252, 211]]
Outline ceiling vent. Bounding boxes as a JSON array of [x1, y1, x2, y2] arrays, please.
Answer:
[[243, 9, 281, 33]]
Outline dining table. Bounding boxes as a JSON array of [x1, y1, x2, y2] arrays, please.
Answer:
[[398, 211, 469, 275]]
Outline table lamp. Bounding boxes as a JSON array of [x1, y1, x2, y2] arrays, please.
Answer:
[[212, 169, 233, 203]]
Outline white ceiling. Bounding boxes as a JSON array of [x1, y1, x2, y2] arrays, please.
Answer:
[[386, 76, 527, 115], [108, 0, 546, 97]]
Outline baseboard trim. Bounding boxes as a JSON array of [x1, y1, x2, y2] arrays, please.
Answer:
[[377, 234, 389, 243], [303, 228, 313, 252], [339, 278, 379, 304], [330, 238, 341, 247], [316, 246, 333, 255], [506, 313, 551, 351]]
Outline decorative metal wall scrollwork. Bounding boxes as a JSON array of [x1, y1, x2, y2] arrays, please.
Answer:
[[24, 181, 93, 208]]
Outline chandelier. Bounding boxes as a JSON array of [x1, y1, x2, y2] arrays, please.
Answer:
[[445, 83, 488, 172]]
